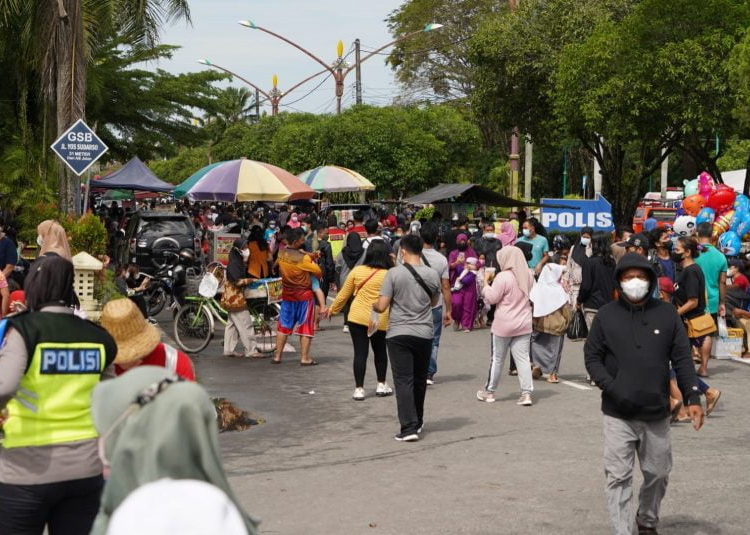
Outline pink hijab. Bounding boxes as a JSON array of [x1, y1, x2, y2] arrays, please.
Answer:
[[496, 246, 532, 298], [499, 222, 517, 247], [287, 213, 301, 229]]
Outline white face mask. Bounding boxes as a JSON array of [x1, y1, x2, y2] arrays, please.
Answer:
[[241, 249, 250, 261], [522, 229, 531, 237], [580, 237, 591, 246], [621, 278, 650, 302], [37, 235, 44, 247], [483, 233, 496, 239]]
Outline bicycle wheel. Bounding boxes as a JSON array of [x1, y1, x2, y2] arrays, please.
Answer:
[[173, 301, 213, 353]]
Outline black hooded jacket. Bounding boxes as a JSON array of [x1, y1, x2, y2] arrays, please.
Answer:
[[584, 252, 701, 421]]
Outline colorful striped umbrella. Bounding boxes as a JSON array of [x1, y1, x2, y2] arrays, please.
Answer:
[[185, 158, 316, 202], [297, 166, 375, 193], [174, 161, 226, 199]]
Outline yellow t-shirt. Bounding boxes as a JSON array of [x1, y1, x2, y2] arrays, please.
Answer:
[[331, 265, 389, 331]]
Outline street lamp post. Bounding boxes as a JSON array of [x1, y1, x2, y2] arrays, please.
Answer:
[[239, 20, 443, 114], [197, 59, 328, 116]]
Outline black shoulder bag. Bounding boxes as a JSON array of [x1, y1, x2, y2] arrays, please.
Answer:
[[403, 263, 435, 299]]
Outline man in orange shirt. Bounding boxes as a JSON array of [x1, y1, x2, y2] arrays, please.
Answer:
[[273, 228, 323, 365]]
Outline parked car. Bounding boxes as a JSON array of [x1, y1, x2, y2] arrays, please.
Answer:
[[116, 211, 201, 273], [632, 205, 677, 234]]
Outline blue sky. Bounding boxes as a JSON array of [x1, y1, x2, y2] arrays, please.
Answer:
[[158, 0, 407, 114]]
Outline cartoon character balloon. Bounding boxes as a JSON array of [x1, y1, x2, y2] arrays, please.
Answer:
[[730, 209, 745, 233], [695, 207, 715, 226], [706, 185, 736, 214], [718, 231, 741, 256], [673, 215, 697, 237], [736, 214, 750, 240], [683, 178, 699, 197], [681, 194, 706, 216], [698, 171, 715, 200], [712, 210, 734, 239]]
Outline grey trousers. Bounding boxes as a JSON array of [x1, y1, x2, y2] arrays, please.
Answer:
[[223, 309, 257, 355], [485, 334, 533, 395], [603, 415, 672, 535]]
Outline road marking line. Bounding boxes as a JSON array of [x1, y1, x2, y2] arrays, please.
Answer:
[[560, 380, 593, 391]]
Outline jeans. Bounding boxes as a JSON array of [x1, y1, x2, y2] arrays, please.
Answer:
[[485, 334, 533, 395], [603, 415, 672, 535], [428, 306, 443, 376], [387, 335, 432, 434], [349, 323, 388, 387], [0, 475, 103, 535]]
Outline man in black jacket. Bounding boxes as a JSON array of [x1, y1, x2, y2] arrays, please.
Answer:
[[584, 252, 704, 535]]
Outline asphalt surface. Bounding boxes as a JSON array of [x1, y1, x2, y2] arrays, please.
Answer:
[[160, 309, 750, 535]]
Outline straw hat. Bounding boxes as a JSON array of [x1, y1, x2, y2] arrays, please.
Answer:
[[101, 299, 161, 366]]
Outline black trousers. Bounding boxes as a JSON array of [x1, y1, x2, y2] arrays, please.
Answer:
[[0, 475, 103, 535], [349, 323, 388, 386], [386, 335, 432, 434]]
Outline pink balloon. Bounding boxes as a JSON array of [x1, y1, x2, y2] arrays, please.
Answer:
[[698, 171, 715, 200]]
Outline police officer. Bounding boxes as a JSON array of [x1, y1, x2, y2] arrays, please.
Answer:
[[0, 254, 117, 534]]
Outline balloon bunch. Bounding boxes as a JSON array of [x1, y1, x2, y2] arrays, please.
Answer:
[[678, 171, 747, 256]]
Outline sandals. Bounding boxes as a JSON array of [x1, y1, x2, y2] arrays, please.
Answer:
[[300, 359, 319, 366], [547, 373, 560, 384]]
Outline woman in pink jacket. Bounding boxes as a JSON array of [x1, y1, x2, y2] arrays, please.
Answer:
[[476, 246, 535, 406]]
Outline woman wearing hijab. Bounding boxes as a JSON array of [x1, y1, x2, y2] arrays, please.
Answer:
[[90, 366, 258, 535], [498, 221, 517, 248], [36, 219, 72, 261], [246, 225, 271, 280], [450, 257, 480, 332], [476, 246, 536, 405], [563, 226, 593, 306], [222, 239, 261, 358], [448, 233, 478, 287], [287, 213, 301, 229], [530, 263, 571, 383], [335, 233, 366, 333], [0, 254, 117, 534]]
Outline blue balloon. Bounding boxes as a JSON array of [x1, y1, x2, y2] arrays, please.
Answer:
[[736, 213, 750, 239], [730, 210, 746, 233], [695, 207, 715, 225], [734, 194, 750, 213], [718, 230, 741, 256]]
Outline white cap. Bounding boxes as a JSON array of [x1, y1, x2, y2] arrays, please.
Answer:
[[107, 479, 247, 535]]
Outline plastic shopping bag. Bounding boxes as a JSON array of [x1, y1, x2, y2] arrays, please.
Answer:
[[566, 308, 588, 341], [367, 310, 379, 337], [717, 316, 729, 339]]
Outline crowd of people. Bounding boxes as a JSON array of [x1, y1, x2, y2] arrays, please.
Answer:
[[0, 199, 744, 534]]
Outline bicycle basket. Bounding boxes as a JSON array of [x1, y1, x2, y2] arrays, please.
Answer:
[[184, 274, 202, 296], [199, 272, 220, 298]]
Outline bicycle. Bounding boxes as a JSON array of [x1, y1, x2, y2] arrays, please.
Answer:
[[173, 268, 279, 354]]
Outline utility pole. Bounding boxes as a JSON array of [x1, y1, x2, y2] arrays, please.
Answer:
[[255, 89, 260, 119], [355, 39, 362, 105], [524, 138, 532, 201], [509, 0, 520, 201]]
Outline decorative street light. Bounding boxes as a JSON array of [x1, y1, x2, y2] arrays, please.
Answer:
[[197, 59, 327, 116], [238, 20, 443, 114]]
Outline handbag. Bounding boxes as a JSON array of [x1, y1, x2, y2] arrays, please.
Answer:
[[566, 308, 588, 340], [686, 313, 717, 338], [534, 305, 572, 336]]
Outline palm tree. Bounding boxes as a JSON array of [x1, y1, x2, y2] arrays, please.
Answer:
[[0, 0, 191, 213]]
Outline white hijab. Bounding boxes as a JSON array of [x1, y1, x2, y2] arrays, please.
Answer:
[[530, 263, 568, 317]]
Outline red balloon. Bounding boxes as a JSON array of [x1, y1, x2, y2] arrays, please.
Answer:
[[706, 187, 736, 212], [682, 194, 706, 216]]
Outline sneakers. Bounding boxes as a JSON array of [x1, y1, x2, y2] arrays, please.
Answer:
[[352, 387, 365, 401], [342, 325, 349, 333], [417, 422, 424, 434], [426, 375, 435, 385], [394, 432, 419, 442], [517, 392, 533, 406], [705, 388, 722, 416], [476, 390, 496, 403], [376, 382, 393, 397]]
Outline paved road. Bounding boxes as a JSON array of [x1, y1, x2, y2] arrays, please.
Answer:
[[162, 312, 750, 535]]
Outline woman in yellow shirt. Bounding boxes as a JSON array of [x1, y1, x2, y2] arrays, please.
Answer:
[[326, 241, 393, 400]]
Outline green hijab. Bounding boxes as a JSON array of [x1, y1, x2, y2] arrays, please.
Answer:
[[90, 366, 258, 535]]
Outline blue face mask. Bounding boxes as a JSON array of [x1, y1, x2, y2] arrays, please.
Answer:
[[522, 229, 531, 237]]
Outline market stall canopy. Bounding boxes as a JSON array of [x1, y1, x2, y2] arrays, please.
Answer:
[[297, 166, 375, 193], [94, 157, 174, 192], [402, 183, 567, 208], [186, 158, 316, 202]]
